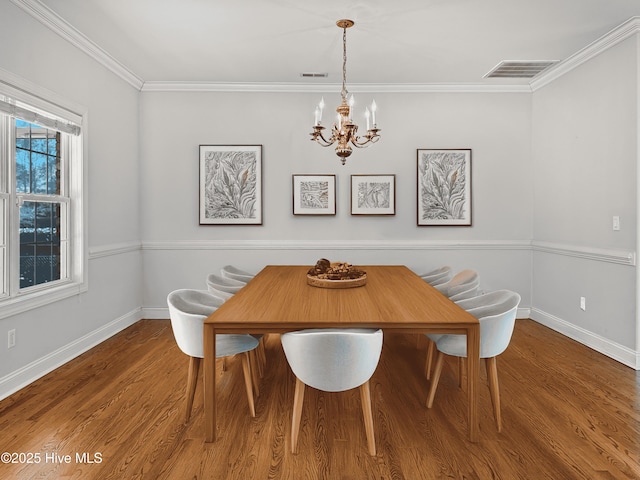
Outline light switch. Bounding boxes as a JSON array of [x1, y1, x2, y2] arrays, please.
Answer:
[[613, 216, 620, 231]]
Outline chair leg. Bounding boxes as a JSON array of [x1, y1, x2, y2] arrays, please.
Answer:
[[426, 351, 445, 408], [240, 353, 256, 417], [184, 356, 201, 423], [291, 377, 306, 454], [359, 380, 376, 456], [425, 339, 435, 379], [249, 350, 261, 397], [485, 356, 502, 432], [257, 339, 266, 377], [458, 357, 465, 388]]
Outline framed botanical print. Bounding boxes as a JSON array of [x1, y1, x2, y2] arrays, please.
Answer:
[[350, 174, 396, 215], [417, 149, 472, 226], [199, 145, 262, 225], [292, 174, 336, 215]]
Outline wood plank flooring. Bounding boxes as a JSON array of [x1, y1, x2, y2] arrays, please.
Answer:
[[0, 319, 638, 479]]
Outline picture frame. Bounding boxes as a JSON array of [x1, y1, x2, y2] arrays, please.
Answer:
[[292, 174, 336, 215], [417, 149, 472, 226], [199, 145, 262, 225], [350, 174, 396, 215]]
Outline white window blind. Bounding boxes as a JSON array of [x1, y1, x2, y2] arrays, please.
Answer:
[[0, 97, 81, 136]]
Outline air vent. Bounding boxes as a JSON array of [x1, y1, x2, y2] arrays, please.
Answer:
[[300, 72, 329, 78], [484, 60, 559, 79]]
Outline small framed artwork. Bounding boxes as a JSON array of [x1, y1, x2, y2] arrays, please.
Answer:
[[199, 145, 262, 225], [292, 174, 336, 215], [350, 174, 396, 215], [417, 149, 472, 226]]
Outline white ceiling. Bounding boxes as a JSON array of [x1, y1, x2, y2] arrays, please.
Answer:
[[33, 0, 640, 86]]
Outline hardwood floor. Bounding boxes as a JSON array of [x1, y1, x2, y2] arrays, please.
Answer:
[[0, 319, 638, 479]]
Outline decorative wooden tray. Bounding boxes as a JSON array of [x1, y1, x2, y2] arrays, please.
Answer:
[[306, 273, 367, 289]]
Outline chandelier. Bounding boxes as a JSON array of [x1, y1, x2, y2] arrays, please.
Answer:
[[310, 19, 380, 165]]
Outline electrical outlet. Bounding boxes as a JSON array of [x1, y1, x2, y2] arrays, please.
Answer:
[[580, 297, 586, 311], [8, 329, 15, 348], [613, 216, 620, 231]]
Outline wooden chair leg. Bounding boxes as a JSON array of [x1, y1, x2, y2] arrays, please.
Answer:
[[257, 339, 266, 377], [249, 350, 260, 397], [184, 356, 201, 423], [425, 339, 435, 379], [426, 350, 445, 408], [291, 377, 305, 454], [240, 353, 256, 417], [458, 357, 465, 388], [485, 356, 502, 432], [359, 380, 376, 456]]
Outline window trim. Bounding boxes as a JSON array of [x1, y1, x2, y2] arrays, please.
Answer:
[[0, 68, 87, 319]]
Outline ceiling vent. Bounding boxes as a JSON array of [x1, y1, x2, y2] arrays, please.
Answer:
[[300, 72, 329, 78], [484, 60, 559, 79]]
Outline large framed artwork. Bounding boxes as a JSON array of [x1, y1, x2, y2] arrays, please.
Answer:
[[350, 174, 396, 215], [417, 149, 472, 226], [199, 145, 262, 225], [292, 174, 336, 215]]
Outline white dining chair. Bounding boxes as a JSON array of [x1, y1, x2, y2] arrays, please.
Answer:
[[426, 290, 521, 432], [167, 289, 260, 422], [221, 265, 255, 284], [448, 278, 480, 302], [419, 266, 452, 286], [424, 269, 481, 374], [206, 273, 246, 294], [206, 273, 266, 377], [281, 328, 383, 456], [435, 269, 479, 296]]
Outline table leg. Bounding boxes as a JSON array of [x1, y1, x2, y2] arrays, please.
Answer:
[[466, 324, 480, 442], [204, 324, 216, 442]]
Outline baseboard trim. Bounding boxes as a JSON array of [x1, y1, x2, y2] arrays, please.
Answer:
[[0, 308, 143, 401], [530, 308, 639, 370]]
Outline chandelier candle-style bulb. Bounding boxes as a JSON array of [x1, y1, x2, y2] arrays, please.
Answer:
[[371, 100, 377, 126], [309, 19, 381, 165]]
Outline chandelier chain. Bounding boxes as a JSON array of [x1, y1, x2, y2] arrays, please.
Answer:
[[341, 25, 348, 100]]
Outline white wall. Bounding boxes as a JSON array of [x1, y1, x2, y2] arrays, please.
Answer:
[[0, 2, 143, 396], [139, 90, 533, 310], [531, 35, 638, 362]]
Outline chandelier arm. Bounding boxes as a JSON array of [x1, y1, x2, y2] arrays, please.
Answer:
[[349, 129, 381, 148], [311, 127, 337, 147]]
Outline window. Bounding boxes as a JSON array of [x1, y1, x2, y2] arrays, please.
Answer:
[[0, 77, 86, 317]]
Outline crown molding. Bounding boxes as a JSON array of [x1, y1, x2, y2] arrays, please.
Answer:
[[10, 0, 144, 90], [140, 81, 531, 94], [11, 1, 638, 95], [531, 16, 640, 91]]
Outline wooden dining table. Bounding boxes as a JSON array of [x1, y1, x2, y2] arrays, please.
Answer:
[[203, 264, 480, 443]]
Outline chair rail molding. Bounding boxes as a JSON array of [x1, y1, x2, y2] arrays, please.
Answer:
[[89, 241, 142, 260], [142, 239, 532, 252], [531, 241, 636, 266]]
